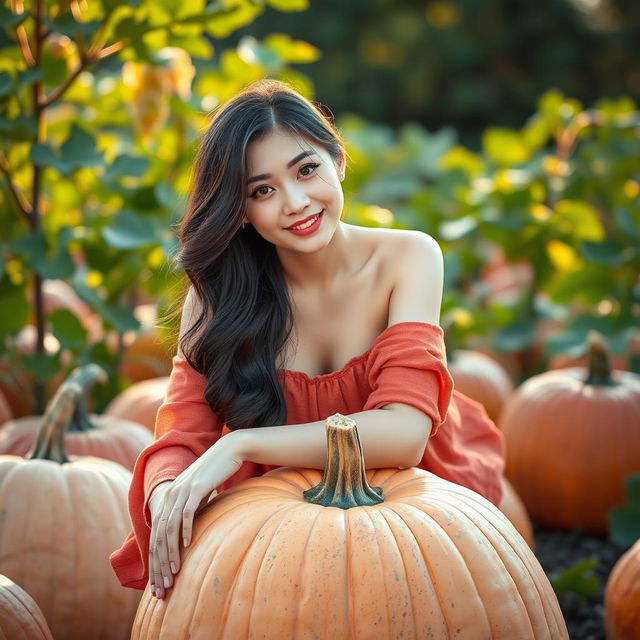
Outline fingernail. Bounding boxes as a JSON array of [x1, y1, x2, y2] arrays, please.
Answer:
[[171, 562, 177, 573], [183, 538, 189, 547], [164, 576, 170, 588]]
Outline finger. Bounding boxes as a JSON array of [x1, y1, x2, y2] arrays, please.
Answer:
[[155, 510, 174, 595], [149, 527, 164, 598], [181, 492, 204, 549], [164, 502, 184, 581]]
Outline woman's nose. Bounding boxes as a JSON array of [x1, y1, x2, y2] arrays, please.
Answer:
[[282, 183, 311, 214]]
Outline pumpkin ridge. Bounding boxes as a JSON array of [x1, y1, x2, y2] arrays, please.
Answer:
[[291, 506, 345, 637], [375, 505, 423, 638], [439, 495, 562, 638], [420, 496, 537, 636], [219, 502, 324, 638], [391, 500, 489, 636]]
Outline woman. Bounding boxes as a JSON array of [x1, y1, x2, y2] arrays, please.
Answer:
[[109, 79, 505, 599]]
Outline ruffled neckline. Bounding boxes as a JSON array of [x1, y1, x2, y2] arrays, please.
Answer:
[[278, 320, 443, 383]]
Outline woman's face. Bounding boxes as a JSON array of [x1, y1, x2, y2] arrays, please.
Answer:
[[243, 128, 345, 251]]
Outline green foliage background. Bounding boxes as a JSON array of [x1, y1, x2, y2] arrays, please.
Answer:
[[0, 0, 639, 417]]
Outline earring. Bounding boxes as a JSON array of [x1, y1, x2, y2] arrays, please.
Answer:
[[242, 221, 246, 230]]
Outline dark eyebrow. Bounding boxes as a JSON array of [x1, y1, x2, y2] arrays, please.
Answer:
[[247, 150, 316, 184]]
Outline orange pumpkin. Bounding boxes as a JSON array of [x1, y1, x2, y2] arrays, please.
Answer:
[[500, 331, 640, 533], [120, 305, 173, 383], [0, 574, 54, 640], [498, 476, 535, 550], [605, 538, 640, 640], [448, 349, 514, 422], [0, 371, 140, 640], [104, 376, 169, 433], [132, 414, 567, 639], [0, 365, 153, 470], [0, 327, 65, 418]]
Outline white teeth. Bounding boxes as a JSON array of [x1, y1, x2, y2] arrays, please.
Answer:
[[291, 214, 319, 230]]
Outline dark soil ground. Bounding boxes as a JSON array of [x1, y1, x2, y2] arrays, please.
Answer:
[[533, 525, 628, 640]]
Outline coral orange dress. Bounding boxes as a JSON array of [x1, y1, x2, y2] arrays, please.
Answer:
[[110, 321, 505, 589]]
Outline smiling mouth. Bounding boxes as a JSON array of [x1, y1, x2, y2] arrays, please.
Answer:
[[286, 211, 323, 230]]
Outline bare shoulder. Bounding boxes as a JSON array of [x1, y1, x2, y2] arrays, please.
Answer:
[[356, 226, 444, 326], [345, 224, 442, 279]]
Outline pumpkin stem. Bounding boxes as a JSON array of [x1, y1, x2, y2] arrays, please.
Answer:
[[584, 330, 616, 386], [65, 364, 108, 432], [303, 413, 384, 509], [29, 364, 108, 463]]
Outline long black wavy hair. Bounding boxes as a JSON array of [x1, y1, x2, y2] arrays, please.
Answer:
[[177, 79, 345, 430]]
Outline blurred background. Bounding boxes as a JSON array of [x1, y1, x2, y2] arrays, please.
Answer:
[[1, 3, 640, 639], [2, 0, 638, 414]]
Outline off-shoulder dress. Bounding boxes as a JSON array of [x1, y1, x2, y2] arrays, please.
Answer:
[[110, 321, 505, 589]]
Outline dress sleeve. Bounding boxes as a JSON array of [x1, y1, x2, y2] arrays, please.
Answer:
[[109, 356, 224, 590], [362, 322, 454, 437]]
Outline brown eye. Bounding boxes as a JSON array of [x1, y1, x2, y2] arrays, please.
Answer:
[[299, 163, 320, 177]]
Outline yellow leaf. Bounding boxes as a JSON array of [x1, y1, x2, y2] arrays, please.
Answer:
[[86, 270, 103, 288], [552, 200, 605, 242], [546, 240, 582, 271]]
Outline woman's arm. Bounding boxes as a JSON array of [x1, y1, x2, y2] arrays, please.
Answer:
[[231, 404, 431, 470]]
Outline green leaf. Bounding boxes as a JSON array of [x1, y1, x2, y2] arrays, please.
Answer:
[[494, 322, 536, 352], [102, 211, 160, 249], [609, 507, 640, 548], [206, 1, 262, 38], [552, 200, 605, 242], [49, 308, 88, 351], [21, 352, 62, 380], [10, 228, 74, 279], [483, 128, 532, 166], [266, 0, 309, 10], [0, 73, 12, 97], [548, 263, 614, 305], [0, 6, 27, 28], [103, 155, 150, 181], [264, 33, 320, 63], [71, 267, 140, 334], [59, 125, 104, 170], [0, 116, 38, 140], [0, 280, 29, 337], [10, 232, 48, 269], [43, 14, 102, 36], [17, 69, 43, 88], [31, 127, 104, 175], [581, 239, 628, 265], [549, 556, 600, 601], [609, 475, 640, 548]]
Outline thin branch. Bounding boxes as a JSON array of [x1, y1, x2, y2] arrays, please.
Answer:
[[0, 150, 33, 221], [38, 56, 89, 110], [11, 0, 36, 67], [39, 42, 125, 109]]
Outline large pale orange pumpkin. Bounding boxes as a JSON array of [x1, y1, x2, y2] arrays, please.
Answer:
[[605, 538, 640, 640], [104, 376, 169, 433], [500, 332, 640, 533], [448, 349, 514, 422], [499, 476, 535, 550], [0, 574, 54, 640], [132, 414, 567, 639], [0, 365, 152, 471], [0, 369, 141, 640]]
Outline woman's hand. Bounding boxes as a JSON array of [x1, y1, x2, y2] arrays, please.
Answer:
[[148, 433, 246, 599]]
